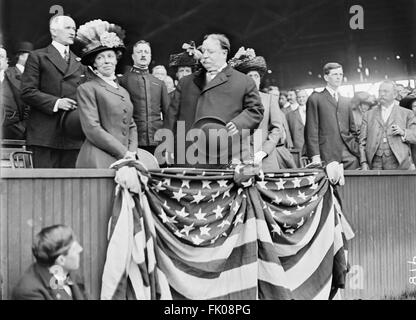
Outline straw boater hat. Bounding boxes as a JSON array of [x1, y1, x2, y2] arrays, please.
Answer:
[[75, 19, 126, 66], [169, 41, 199, 69], [228, 47, 267, 77]]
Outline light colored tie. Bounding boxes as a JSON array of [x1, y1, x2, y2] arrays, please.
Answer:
[[333, 92, 338, 102]]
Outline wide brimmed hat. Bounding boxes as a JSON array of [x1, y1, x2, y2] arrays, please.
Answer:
[[16, 41, 33, 53], [399, 93, 416, 110], [229, 47, 267, 76], [75, 19, 126, 66], [169, 41, 200, 69]]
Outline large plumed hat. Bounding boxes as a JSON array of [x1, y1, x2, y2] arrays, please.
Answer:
[[169, 41, 200, 69], [229, 47, 267, 77], [75, 19, 126, 65]]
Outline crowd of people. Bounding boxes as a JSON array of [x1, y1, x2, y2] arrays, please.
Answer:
[[1, 15, 416, 175]]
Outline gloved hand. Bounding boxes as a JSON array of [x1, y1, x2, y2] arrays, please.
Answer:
[[326, 161, 345, 186]]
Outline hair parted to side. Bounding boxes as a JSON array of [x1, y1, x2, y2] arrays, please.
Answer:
[[133, 40, 151, 50], [49, 15, 74, 33], [32, 224, 75, 266], [203, 33, 230, 53], [323, 62, 343, 75]]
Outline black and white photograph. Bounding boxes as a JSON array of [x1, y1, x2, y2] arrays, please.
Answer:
[[0, 0, 416, 306]]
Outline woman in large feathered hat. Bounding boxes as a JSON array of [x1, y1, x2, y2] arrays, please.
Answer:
[[229, 47, 297, 171], [74, 20, 138, 168]]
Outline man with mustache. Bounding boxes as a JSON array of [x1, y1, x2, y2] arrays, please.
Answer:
[[21, 15, 87, 168], [119, 40, 169, 156]]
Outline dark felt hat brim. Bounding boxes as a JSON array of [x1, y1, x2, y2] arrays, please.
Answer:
[[60, 109, 85, 141], [399, 94, 416, 110], [81, 46, 125, 66]]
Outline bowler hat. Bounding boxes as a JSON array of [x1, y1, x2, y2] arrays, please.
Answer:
[[190, 116, 235, 166], [16, 41, 33, 53], [60, 109, 85, 141]]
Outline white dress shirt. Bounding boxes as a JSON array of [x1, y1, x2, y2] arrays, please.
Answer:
[[95, 71, 118, 88], [326, 86, 338, 102], [15, 63, 24, 74], [0, 69, 4, 82], [381, 102, 394, 123], [291, 104, 306, 125], [52, 41, 70, 112], [52, 40, 69, 60], [206, 63, 227, 82]]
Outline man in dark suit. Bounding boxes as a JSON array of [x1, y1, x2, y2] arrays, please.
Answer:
[[21, 15, 87, 168], [2, 42, 33, 140], [119, 40, 169, 156], [12, 224, 88, 300], [360, 81, 416, 170], [305, 62, 360, 184], [165, 33, 264, 167]]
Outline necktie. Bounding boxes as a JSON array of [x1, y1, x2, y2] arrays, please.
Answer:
[[63, 48, 70, 63], [333, 92, 338, 102]]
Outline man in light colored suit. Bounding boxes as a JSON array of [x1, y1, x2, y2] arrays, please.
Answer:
[[360, 81, 416, 170]]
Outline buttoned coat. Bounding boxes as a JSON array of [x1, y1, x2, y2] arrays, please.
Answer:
[[305, 89, 359, 166], [11, 263, 88, 300], [75, 77, 138, 168], [21, 44, 87, 149], [359, 104, 416, 169], [2, 66, 30, 139], [167, 65, 264, 166], [286, 108, 305, 151], [119, 69, 169, 146]]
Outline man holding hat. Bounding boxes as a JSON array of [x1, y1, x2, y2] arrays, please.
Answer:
[[2, 41, 33, 140], [21, 16, 88, 168], [166, 33, 264, 168]]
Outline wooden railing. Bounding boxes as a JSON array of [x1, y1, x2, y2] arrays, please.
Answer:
[[1, 169, 415, 300]]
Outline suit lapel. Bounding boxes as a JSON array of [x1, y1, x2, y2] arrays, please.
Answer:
[[64, 51, 82, 78], [5, 67, 21, 89], [201, 65, 231, 93], [386, 105, 399, 127], [193, 69, 205, 91], [45, 44, 68, 75], [96, 76, 126, 99], [323, 88, 338, 108]]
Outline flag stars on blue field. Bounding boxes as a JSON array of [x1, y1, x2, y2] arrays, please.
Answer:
[[292, 177, 302, 188], [180, 223, 195, 236], [181, 180, 191, 188], [191, 235, 204, 245], [159, 209, 170, 223], [218, 219, 231, 228], [233, 213, 244, 226], [199, 225, 211, 236], [257, 180, 268, 189], [286, 195, 297, 205], [209, 190, 221, 202], [271, 223, 282, 235], [275, 178, 286, 190], [298, 191, 307, 201], [218, 179, 228, 188], [172, 188, 186, 202], [202, 180, 212, 189], [191, 190, 205, 204], [194, 208, 207, 220], [213, 205, 224, 218], [175, 207, 189, 217]]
